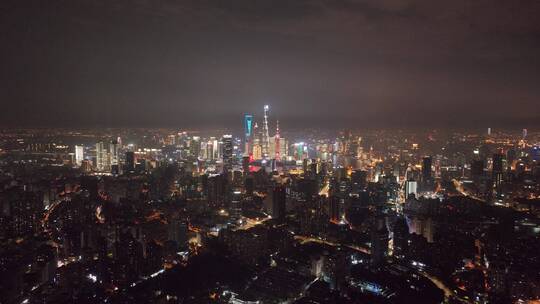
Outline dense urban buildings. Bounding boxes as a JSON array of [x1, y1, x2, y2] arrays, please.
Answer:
[[1, 110, 540, 303], [2, 1, 540, 303]]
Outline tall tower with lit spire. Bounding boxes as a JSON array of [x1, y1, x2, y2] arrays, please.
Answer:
[[262, 105, 270, 159], [275, 120, 280, 160]]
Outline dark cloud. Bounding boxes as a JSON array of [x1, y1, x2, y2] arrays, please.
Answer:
[[1, 0, 539, 130]]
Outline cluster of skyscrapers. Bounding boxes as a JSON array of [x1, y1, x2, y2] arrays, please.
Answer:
[[243, 105, 287, 161], [1, 117, 540, 304]]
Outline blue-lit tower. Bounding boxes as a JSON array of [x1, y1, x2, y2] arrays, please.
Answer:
[[244, 114, 253, 157]]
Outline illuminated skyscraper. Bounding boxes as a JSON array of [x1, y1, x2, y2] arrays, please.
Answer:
[[279, 137, 287, 159], [75, 145, 84, 166], [492, 153, 504, 189], [244, 114, 253, 156], [110, 139, 119, 167], [205, 140, 214, 160], [189, 136, 201, 158], [262, 105, 270, 159], [405, 179, 418, 199], [274, 120, 280, 160], [109, 139, 120, 174], [200, 141, 208, 159], [253, 122, 260, 144], [95, 141, 109, 171], [222, 135, 233, 173], [253, 144, 262, 160], [230, 191, 242, 223], [251, 122, 261, 160], [209, 137, 219, 159]]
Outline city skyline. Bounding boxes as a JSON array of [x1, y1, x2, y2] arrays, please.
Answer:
[[1, 125, 539, 303], [2, 1, 540, 303]]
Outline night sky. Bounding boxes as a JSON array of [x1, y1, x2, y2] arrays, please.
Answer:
[[1, 0, 540, 129]]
